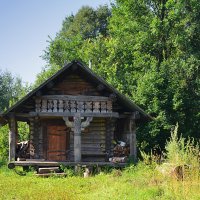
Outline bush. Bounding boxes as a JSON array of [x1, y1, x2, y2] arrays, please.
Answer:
[[0, 125, 9, 163]]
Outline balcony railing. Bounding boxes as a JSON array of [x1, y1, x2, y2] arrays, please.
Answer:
[[35, 95, 113, 114]]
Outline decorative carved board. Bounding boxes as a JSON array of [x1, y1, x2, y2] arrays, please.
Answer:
[[47, 125, 69, 161], [35, 95, 113, 114]]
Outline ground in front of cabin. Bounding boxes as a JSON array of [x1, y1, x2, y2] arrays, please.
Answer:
[[0, 163, 200, 200]]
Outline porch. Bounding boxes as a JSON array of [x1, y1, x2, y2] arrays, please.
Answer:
[[8, 94, 137, 167]]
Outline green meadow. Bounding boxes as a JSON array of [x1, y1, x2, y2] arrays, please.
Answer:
[[1, 128, 200, 200], [0, 162, 200, 200]]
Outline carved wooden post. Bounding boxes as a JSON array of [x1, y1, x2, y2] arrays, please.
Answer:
[[129, 119, 137, 162], [34, 117, 40, 159], [9, 115, 17, 161], [63, 114, 93, 163], [73, 113, 82, 162], [29, 118, 35, 159], [38, 122, 43, 159]]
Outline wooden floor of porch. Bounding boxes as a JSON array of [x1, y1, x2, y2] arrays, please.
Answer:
[[8, 160, 127, 169]]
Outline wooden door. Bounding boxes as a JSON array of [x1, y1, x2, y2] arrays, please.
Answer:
[[47, 125, 69, 161]]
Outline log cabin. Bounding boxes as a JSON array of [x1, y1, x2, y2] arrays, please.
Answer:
[[0, 60, 152, 169]]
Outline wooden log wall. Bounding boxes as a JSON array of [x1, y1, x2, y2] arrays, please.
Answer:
[[69, 118, 108, 162], [105, 118, 116, 158], [47, 74, 101, 96], [29, 117, 43, 159]]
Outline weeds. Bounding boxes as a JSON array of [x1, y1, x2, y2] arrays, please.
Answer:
[[165, 124, 200, 167]]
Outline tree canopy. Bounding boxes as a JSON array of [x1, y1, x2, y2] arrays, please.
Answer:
[[0, 70, 30, 161], [0, 70, 27, 112], [35, 1, 200, 151]]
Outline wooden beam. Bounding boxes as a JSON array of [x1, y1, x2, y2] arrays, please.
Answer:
[[9, 115, 17, 161], [36, 95, 112, 101], [29, 118, 35, 159], [73, 113, 82, 162], [119, 111, 140, 119], [129, 119, 137, 162], [34, 117, 40, 159], [30, 112, 119, 118], [9, 161, 127, 168]]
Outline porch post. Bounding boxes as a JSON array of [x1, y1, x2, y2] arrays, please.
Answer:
[[63, 114, 93, 163], [29, 118, 35, 159], [9, 114, 17, 161], [129, 119, 137, 162], [73, 113, 82, 162]]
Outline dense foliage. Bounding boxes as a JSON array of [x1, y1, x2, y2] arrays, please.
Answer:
[[0, 70, 24, 112], [37, 1, 200, 151], [0, 70, 30, 161]]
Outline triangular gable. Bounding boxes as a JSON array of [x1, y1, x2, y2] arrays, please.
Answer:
[[0, 60, 152, 123]]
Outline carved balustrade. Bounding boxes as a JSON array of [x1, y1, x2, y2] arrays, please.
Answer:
[[35, 95, 113, 114]]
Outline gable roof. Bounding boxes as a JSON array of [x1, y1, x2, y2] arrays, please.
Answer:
[[0, 60, 152, 124]]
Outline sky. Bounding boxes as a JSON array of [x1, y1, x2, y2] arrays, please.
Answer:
[[0, 0, 111, 85]]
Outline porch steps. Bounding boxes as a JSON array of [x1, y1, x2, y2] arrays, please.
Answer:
[[36, 167, 67, 177], [38, 167, 60, 174]]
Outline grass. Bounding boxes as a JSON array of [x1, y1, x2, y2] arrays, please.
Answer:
[[1, 125, 200, 200], [0, 162, 200, 200]]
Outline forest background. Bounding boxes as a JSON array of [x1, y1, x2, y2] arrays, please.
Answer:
[[0, 0, 200, 162]]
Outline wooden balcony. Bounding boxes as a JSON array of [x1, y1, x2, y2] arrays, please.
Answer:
[[34, 95, 119, 118]]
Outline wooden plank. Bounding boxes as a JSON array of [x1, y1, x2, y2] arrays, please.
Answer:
[[38, 95, 111, 101], [34, 117, 40, 159], [38, 167, 60, 174], [81, 135, 106, 139], [73, 113, 82, 162], [129, 119, 137, 162], [82, 157, 105, 162], [30, 112, 119, 118], [36, 173, 67, 177], [38, 120, 43, 159], [29, 118, 35, 159], [10, 161, 127, 167], [71, 144, 105, 150], [70, 151, 105, 155]]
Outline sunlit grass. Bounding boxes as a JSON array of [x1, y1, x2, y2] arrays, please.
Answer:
[[1, 126, 200, 199], [0, 163, 199, 200]]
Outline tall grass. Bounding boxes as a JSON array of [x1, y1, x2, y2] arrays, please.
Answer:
[[165, 124, 200, 167]]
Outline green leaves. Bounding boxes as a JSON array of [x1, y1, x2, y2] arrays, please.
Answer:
[[0, 70, 28, 112], [37, 0, 200, 151]]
